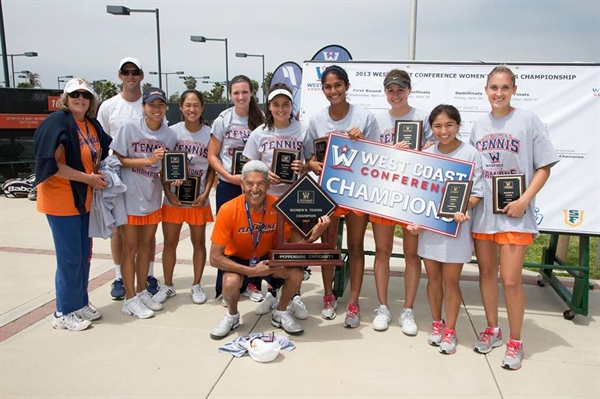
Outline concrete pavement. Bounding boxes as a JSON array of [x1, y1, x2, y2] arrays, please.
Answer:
[[1, 195, 599, 399]]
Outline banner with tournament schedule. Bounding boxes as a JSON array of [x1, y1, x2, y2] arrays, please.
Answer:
[[300, 61, 600, 235], [319, 134, 474, 237]]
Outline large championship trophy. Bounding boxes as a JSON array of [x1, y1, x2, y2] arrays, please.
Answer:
[[269, 173, 343, 267]]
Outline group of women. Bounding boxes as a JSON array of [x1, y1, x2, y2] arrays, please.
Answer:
[[33, 63, 558, 371]]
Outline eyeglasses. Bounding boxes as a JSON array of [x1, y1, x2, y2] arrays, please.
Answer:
[[68, 91, 94, 100], [120, 69, 142, 76]]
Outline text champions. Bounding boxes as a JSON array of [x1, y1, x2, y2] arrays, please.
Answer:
[[320, 134, 474, 237]]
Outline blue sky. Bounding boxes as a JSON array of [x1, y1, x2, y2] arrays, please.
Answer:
[[3, 0, 599, 97]]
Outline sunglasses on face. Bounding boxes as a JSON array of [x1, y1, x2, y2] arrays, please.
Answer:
[[68, 91, 94, 100], [120, 69, 142, 76]]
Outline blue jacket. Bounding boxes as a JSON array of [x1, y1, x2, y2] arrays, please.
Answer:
[[33, 110, 112, 215]]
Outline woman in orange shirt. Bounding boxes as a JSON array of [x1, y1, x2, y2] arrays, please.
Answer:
[[33, 78, 112, 331]]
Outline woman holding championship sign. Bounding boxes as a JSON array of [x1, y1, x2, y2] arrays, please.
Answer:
[[371, 69, 434, 333], [304, 65, 380, 328], [406, 104, 483, 355], [470, 65, 559, 370], [154, 90, 215, 305]]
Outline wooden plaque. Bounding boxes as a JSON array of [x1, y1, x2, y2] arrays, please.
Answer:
[[492, 174, 526, 214]]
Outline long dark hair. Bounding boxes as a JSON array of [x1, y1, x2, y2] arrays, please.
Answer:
[[179, 89, 206, 126], [265, 83, 295, 131], [229, 75, 264, 130]]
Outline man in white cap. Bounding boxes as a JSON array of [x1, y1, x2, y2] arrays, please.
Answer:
[[97, 57, 161, 300]]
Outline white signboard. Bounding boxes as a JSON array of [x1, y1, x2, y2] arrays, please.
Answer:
[[300, 61, 600, 235]]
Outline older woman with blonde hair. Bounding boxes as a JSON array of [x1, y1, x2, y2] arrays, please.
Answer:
[[34, 78, 112, 331]]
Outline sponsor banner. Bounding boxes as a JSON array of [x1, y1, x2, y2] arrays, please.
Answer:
[[301, 62, 600, 235], [311, 44, 353, 62], [0, 113, 49, 129], [319, 134, 474, 237]]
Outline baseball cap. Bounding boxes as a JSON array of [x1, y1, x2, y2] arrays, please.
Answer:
[[63, 78, 95, 95], [268, 88, 293, 102], [383, 74, 411, 89], [119, 57, 143, 71], [142, 87, 167, 103]]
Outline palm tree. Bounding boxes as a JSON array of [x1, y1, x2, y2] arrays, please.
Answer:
[[168, 92, 180, 103], [262, 72, 274, 95], [25, 72, 42, 88], [182, 76, 197, 90], [210, 83, 225, 103], [142, 82, 153, 92], [16, 72, 42, 89], [99, 81, 119, 102]]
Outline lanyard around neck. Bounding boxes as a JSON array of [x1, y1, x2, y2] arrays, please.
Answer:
[[76, 120, 97, 161], [244, 199, 266, 258]]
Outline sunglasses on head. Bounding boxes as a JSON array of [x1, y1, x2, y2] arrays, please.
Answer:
[[68, 91, 94, 100], [120, 69, 142, 76]]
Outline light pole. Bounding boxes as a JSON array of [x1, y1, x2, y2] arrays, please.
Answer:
[[149, 71, 184, 99], [57, 75, 73, 89], [190, 35, 229, 106], [107, 5, 162, 89], [236, 52, 265, 104], [6, 52, 38, 87]]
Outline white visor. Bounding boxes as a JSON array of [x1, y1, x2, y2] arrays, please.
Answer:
[[268, 89, 293, 102]]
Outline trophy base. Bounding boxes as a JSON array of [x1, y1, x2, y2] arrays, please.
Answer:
[[268, 249, 344, 267]]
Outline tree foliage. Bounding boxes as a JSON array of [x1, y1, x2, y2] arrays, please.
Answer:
[[168, 92, 180, 103], [262, 72, 273, 95], [182, 76, 197, 90], [16, 72, 42, 88], [93, 81, 119, 102], [142, 82, 153, 92]]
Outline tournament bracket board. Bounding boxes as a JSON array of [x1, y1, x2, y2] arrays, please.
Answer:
[[299, 61, 600, 236]]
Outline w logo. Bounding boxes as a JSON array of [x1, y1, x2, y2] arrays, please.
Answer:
[[315, 66, 328, 80], [489, 152, 500, 163], [323, 51, 339, 61], [330, 144, 358, 171]]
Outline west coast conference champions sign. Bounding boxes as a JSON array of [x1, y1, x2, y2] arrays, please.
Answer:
[[300, 62, 600, 235]]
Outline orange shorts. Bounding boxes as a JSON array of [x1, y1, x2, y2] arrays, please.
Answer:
[[473, 232, 533, 246], [127, 209, 162, 226], [333, 207, 365, 217], [161, 204, 214, 226], [370, 215, 407, 227]]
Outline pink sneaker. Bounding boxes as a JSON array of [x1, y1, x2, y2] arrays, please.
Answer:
[[321, 294, 337, 320], [427, 320, 446, 346], [344, 304, 360, 328]]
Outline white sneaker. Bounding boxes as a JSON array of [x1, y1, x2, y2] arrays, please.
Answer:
[[153, 285, 176, 303], [321, 294, 337, 320], [398, 308, 418, 336], [221, 297, 228, 307], [272, 309, 304, 335], [75, 303, 102, 321], [255, 292, 278, 315], [289, 296, 309, 320], [122, 296, 155, 319], [52, 312, 92, 331], [241, 283, 264, 302], [372, 304, 392, 331], [137, 290, 163, 311], [210, 313, 240, 339], [191, 284, 207, 304]]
